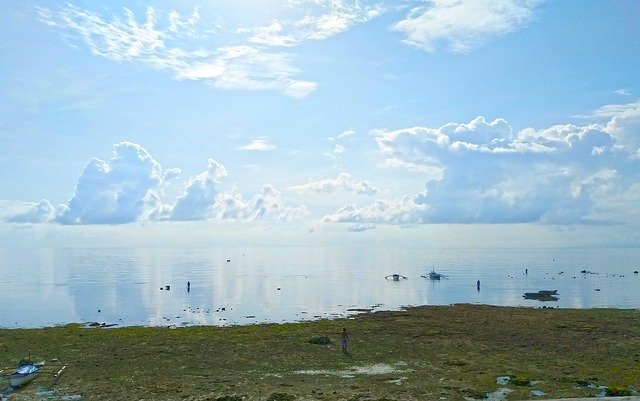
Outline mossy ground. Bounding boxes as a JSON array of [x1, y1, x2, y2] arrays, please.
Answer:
[[1, 305, 639, 401]]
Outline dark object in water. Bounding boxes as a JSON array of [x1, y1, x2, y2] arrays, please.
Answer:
[[165, 285, 170, 291], [385, 274, 407, 281], [523, 290, 559, 301]]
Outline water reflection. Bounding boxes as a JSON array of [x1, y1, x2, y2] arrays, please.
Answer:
[[0, 247, 638, 328]]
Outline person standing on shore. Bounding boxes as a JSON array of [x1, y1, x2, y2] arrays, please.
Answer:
[[340, 328, 349, 354]]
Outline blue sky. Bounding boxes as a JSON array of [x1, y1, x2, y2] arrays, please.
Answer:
[[1, 0, 639, 247]]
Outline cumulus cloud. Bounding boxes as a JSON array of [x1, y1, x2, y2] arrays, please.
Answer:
[[289, 172, 378, 196], [3, 142, 309, 226], [327, 110, 640, 229], [168, 159, 228, 221], [278, 204, 311, 221], [56, 142, 164, 225], [5, 200, 56, 223], [392, 0, 540, 53], [37, 5, 317, 98], [324, 196, 427, 225], [598, 101, 640, 152], [212, 184, 285, 220]]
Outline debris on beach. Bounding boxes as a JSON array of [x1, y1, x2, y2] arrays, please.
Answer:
[[346, 308, 373, 313], [307, 336, 332, 345], [85, 322, 117, 328]]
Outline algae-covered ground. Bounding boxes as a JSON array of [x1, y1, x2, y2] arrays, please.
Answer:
[[1, 304, 639, 401]]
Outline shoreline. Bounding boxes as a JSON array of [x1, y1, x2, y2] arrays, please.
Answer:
[[0, 301, 640, 330], [2, 302, 639, 331], [1, 304, 639, 400]]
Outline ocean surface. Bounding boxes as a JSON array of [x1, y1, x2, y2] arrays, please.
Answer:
[[1, 246, 639, 328]]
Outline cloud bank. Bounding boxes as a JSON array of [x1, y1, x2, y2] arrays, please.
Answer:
[[288, 173, 378, 196], [4, 101, 639, 231], [324, 103, 640, 227], [6, 142, 308, 226]]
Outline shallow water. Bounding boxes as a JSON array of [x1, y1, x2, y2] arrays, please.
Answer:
[[1, 246, 638, 328]]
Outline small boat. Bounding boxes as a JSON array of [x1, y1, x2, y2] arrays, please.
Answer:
[[10, 363, 40, 387], [428, 270, 442, 280], [421, 269, 444, 280], [385, 274, 407, 281]]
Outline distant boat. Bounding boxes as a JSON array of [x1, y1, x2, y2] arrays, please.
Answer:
[[385, 274, 407, 281], [10, 363, 39, 387], [428, 270, 442, 280], [421, 269, 444, 280]]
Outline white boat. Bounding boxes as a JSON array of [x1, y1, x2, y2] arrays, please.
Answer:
[[385, 274, 407, 281], [10, 364, 39, 387]]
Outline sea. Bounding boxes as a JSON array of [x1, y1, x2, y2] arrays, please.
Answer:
[[1, 246, 639, 328]]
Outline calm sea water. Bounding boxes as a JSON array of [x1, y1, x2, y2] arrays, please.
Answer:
[[1, 246, 638, 328]]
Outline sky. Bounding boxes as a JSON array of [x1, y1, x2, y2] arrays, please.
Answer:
[[1, 0, 639, 248]]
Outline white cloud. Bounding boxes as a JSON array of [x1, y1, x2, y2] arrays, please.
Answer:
[[614, 89, 632, 97], [239, 20, 299, 47], [293, 1, 384, 40], [168, 159, 228, 221], [168, 7, 204, 38], [3, 142, 311, 226], [242, 1, 384, 46], [180, 46, 317, 98], [278, 205, 311, 221], [55, 142, 165, 225], [4, 200, 56, 224], [347, 223, 376, 232], [236, 138, 277, 152], [392, 0, 540, 53], [327, 130, 355, 142], [37, 6, 317, 98], [289, 172, 378, 196], [324, 196, 427, 224], [327, 109, 640, 229], [599, 101, 640, 153], [337, 130, 356, 139], [212, 184, 286, 221]]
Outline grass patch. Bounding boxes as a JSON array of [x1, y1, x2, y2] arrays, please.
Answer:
[[1, 305, 639, 400]]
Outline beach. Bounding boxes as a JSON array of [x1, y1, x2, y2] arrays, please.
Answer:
[[1, 304, 639, 401]]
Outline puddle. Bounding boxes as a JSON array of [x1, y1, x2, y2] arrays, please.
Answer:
[[295, 363, 412, 377], [531, 389, 546, 396], [485, 388, 513, 401]]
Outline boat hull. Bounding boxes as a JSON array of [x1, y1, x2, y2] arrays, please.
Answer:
[[10, 364, 39, 387]]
